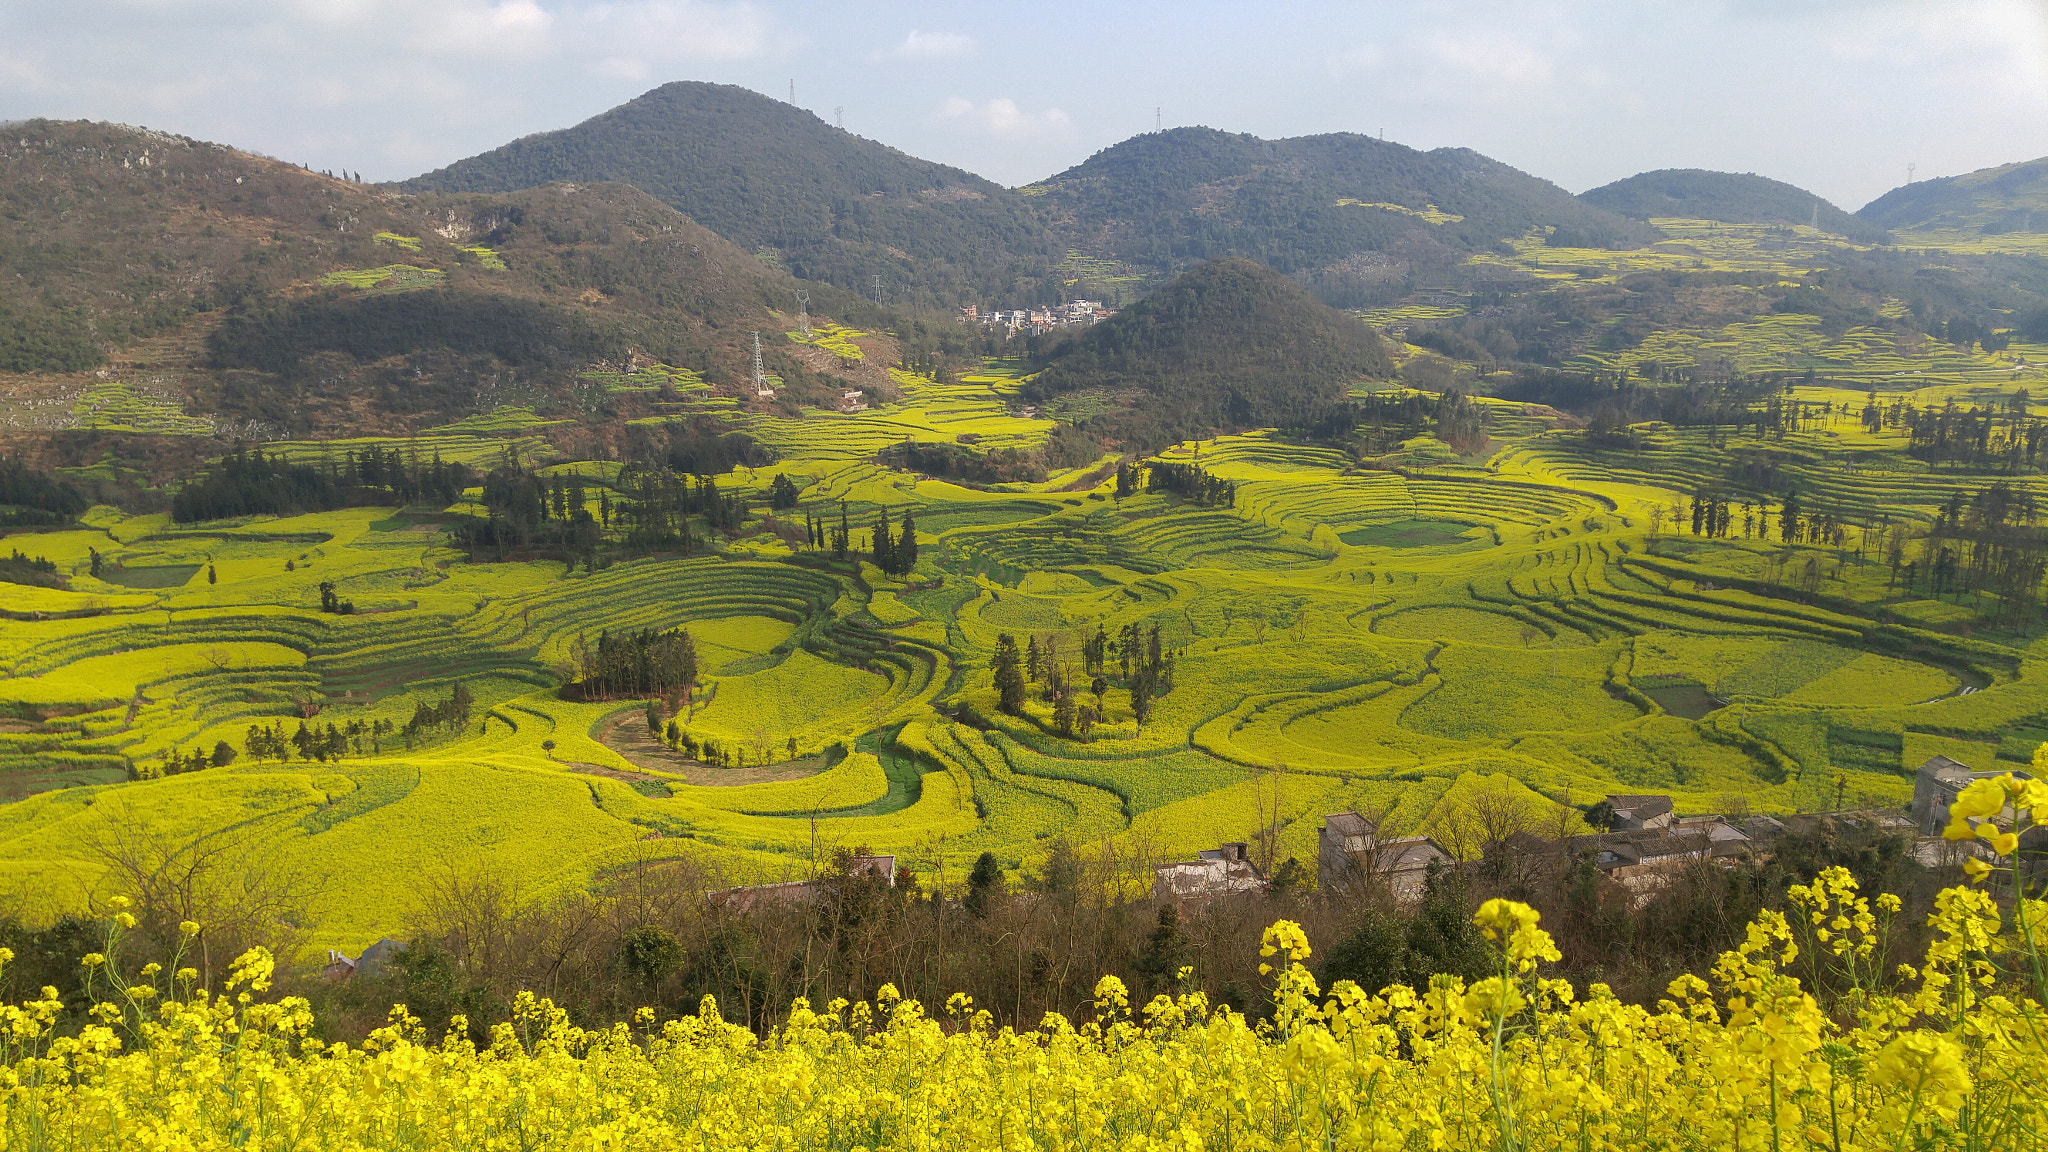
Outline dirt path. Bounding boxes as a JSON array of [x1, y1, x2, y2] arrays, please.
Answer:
[[595, 715, 822, 787]]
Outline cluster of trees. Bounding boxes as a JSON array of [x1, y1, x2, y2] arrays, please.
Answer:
[[172, 452, 352, 522], [878, 426, 1101, 487], [244, 718, 393, 762], [171, 449, 471, 523], [328, 445, 473, 506], [609, 466, 747, 553], [566, 629, 698, 702], [0, 549, 63, 590], [1884, 396, 2045, 472], [992, 622, 1174, 731], [767, 474, 799, 510], [402, 684, 475, 748], [317, 581, 356, 615], [454, 465, 604, 558], [1659, 487, 1851, 549], [868, 509, 918, 576], [1915, 483, 2048, 625], [0, 456, 89, 526], [804, 506, 853, 560], [1112, 622, 1174, 725], [1143, 462, 1237, 507], [141, 741, 236, 778], [1293, 389, 1491, 455]]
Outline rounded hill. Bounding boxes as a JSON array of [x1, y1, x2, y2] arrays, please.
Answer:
[[1024, 257, 1391, 444], [1580, 168, 1887, 245], [1856, 155, 2048, 236]]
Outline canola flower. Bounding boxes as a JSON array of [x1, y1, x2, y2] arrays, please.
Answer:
[[1, 867, 2044, 1151]]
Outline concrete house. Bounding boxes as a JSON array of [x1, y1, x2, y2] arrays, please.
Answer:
[[1318, 812, 1455, 901]]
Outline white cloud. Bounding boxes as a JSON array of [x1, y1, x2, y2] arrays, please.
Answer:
[[876, 29, 976, 60], [935, 96, 1071, 138], [1323, 43, 1382, 79], [1422, 30, 1555, 84]]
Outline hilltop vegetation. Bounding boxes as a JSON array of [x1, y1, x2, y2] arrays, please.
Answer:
[[0, 119, 890, 439], [398, 82, 1064, 309], [1858, 154, 2048, 236], [1024, 258, 1391, 442], [1581, 168, 1889, 245], [1027, 127, 1658, 305]]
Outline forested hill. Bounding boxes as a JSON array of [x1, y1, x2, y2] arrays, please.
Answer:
[[1857, 156, 2048, 235], [1024, 257, 1390, 445], [1025, 127, 1659, 307], [1580, 169, 1887, 245], [397, 82, 1064, 309], [0, 119, 888, 437]]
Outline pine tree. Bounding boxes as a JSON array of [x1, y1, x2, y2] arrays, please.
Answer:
[[872, 510, 893, 570], [896, 513, 917, 573], [964, 851, 1003, 918], [992, 633, 1025, 715]]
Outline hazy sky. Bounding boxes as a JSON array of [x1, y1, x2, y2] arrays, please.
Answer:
[[3, 0, 2044, 210]]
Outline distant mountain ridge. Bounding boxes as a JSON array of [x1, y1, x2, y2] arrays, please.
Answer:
[[398, 82, 1064, 309], [399, 85, 1659, 311], [1029, 127, 1660, 305], [1580, 169, 1888, 245], [1857, 156, 2048, 236]]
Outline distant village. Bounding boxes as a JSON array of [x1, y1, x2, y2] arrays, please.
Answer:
[[959, 300, 1115, 335]]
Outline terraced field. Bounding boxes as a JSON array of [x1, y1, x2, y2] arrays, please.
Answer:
[[9, 382, 2046, 955], [7, 215, 2048, 955]]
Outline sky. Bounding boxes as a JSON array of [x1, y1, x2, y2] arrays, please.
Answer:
[[2, 0, 2045, 211]]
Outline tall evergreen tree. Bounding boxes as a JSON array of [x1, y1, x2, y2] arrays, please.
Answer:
[[896, 513, 917, 573], [992, 633, 1025, 715]]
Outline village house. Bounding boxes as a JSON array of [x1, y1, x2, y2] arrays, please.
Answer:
[[1152, 842, 1265, 903], [1317, 812, 1455, 901], [1604, 794, 1675, 831]]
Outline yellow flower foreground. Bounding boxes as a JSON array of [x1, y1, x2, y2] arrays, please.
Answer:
[[2, 867, 2044, 1151]]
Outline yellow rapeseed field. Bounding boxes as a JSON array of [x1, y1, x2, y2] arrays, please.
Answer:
[[3, 777, 2043, 1152]]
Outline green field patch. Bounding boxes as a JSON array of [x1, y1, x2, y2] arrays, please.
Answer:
[[1401, 644, 1640, 741], [299, 760, 422, 835], [98, 564, 201, 589], [1374, 607, 1580, 647], [1784, 653, 1958, 707], [0, 642, 308, 709], [1639, 681, 1722, 720], [321, 264, 445, 293], [1340, 519, 1485, 549]]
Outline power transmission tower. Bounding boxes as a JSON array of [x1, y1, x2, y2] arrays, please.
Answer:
[[795, 289, 811, 338], [872, 274, 883, 306], [836, 106, 844, 130], [1155, 107, 1161, 132], [1908, 162, 1917, 183], [789, 79, 794, 102], [751, 331, 768, 395]]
